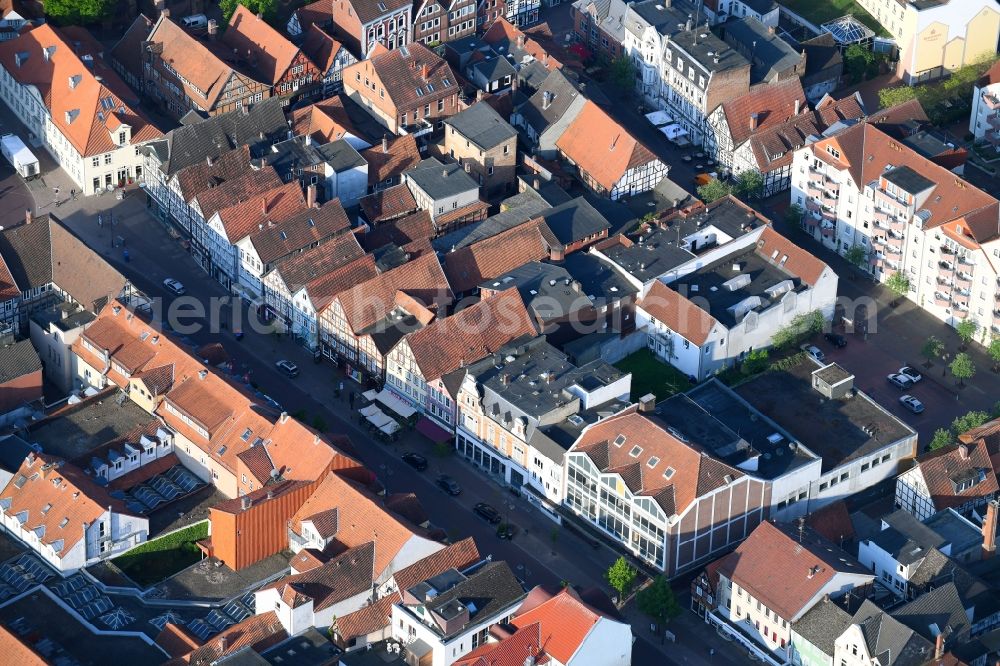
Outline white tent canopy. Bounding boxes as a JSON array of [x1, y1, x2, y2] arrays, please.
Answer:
[[367, 411, 395, 428], [359, 404, 382, 418], [373, 389, 416, 418], [645, 110, 673, 127]]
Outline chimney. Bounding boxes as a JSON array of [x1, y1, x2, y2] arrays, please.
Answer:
[[220, 635, 229, 653], [266, 490, 274, 500], [958, 444, 969, 459], [206, 155, 214, 167], [280, 411, 289, 423], [516, 34, 525, 48], [304, 133, 312, 146], [934, 632, 945, 660], [421, 63, 430, 80], [532, 177, 540, 190], [382, 134, 389, 153], [464, 162, 471, 173], [476, 88, 484, 102], [261, 197, 268, 215], [161, 7, 170, 18], [208, 19, 218, 38], [984, 500, 999, 559], [542, 91, 552, 110], [306, 183, 317, 208], [749, 113, 759, 131], [24, 209, 31, 225], [794, 99, 800, 115], [442, 168, 449, 178]]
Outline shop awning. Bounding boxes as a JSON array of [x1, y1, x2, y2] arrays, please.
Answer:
[[362, 389, 379, 402], [416, 417, 452, 443], [379, 420, 401, 436], [366, 411, 395, 428], [359, 404, 382, 417], [374, 389, 416, 419]]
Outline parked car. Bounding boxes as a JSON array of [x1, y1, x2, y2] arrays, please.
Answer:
[[899, 395, 925, 414], [162, 278, 185, 295], [887, 373, 914, 390], [401, 452, 428, 471], [473, 502, 502, 524], [801, 345, 826, 362], [824, 333, 847, 348], [436, 474, 461, 496], [898, 366, 923, 384], [275, 359, 299, 378]]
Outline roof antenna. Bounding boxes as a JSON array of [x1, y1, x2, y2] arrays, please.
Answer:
[[797, 515, 806, 543]]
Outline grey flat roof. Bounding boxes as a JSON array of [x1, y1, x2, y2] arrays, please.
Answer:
[[670, 24, 748, 73], [922, 510, 983, 554], [444, 102, 517, 151], [602, 226, 695, 283], [26, 393, 155, 460], [540, 197, 611, 246], [562, 252, 639, 307], [262, 627, 342, 666], [734, 357, 915, 471], [872, 510, 947, 564], [720, 17, 801, 83], [404, 157, 479, 200], [882, 165, 935, 196], [317, 139, 367, 172]]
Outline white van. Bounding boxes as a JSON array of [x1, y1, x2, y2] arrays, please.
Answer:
[[181, 14, 208, 30]]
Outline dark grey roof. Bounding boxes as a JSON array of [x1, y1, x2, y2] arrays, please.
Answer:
[[0, 339, 41, 385], [719, 17, 802, 84], [261, 627, 341, 666], [539, 197, 611, 246], [422, 561, 525, 637], [0, 435, 33, 475], [801, 33, 843, 83], [792, 596, 852, 656], [668, 24, 749, 73], [870, 510, 947, 565], [922, 510, 983, 555], [432, 186, 554, 252], [470, 54, 516, 82], [516, 60, 551, 93], [561, 252, 638, 307], [628, 0, 684, 31], [0, 216, 52, 290], [444, 102, 517, 151], [154, 97, 289, 176], [907, 547, 1000, 619], [739, 0, 777, 14], [602, 225, 694, 283], [404, 157, 479, 201], [852, 600, 933, 666], [480, 261, 586, 324], [517, 69, 585, 136], [882, 165, 936, 196], [317, 139, 367, 172], [892, 583, 971, 645]]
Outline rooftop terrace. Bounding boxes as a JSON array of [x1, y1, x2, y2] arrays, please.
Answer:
[[26, 391, 156, 460]]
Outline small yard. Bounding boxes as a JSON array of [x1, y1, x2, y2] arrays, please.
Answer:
[[780, 0, 888, 36], [111, 521, 209, 587], [614, 348, 692, 401]]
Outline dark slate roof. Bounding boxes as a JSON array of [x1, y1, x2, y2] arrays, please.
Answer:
[[870, 510, 946, 565], [0, 215, 52, 289], [792, 596, 852, 656], [851, 600, 933, 666], [0, 339, 41, 385], [153, 97, 289, 176], [801, 33, 843, 83], [422, 561, 525, 638], [404, 157, 479, 201], [0, 435, 33, 475], [316, 139, 367, 172], [882, 165, 936, 196], [719, 17, 801, 84], [892, 583, 972, 645], [539, 197, 611, 246], [517, 69, 584, 136], [471, 54, 516, 82], [444, 102, 517, 151]]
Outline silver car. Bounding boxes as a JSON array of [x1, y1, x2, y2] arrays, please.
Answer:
[[899, 395, 924, 414]]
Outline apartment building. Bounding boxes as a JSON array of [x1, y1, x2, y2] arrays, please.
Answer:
[[622, 0, 750, 146], [413, 0, 477, 45], [854, 0, 1000, 84], [895, 440, 999, 522], [970, 59, 1000, 153], [789, 121, 1000, 338], [710, 521, 874, 657], [0, 24, 161, 195], [511, 68, 588, 159], [571, 0, 628, 60], [442, 102, 518, 199], [343, 42, 459, 135], [0, 452, 148, 572], [143, 15, 270, 119]]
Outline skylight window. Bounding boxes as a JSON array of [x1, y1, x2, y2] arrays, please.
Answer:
[[59, 518, 69, 528], [241, 428, 252, 441], [415, 87, 425, 97], [629, 445, 643, 458], [647, 457, 659, 468], [663, 467, 675, 479], [613, 434, 626, 447], [442, 77, 452, 86]]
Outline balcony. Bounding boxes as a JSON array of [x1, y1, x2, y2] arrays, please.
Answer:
[[939, 245, 955, 256], [955, 272, 973, 288], [954, 308, 970, 319], [805, 200, 821, 214], [984, 92, 1000, 111], [958, 254, 975, 267], [870, 237, 886, 251], [821, 194, 838, 208], [938, 261, 955, 277], [936, 276, 953, 288], [807, 184, 823, 198], [933, 292, 951, 307], [874, 189, 907, 212], [885, 236, 903, 252]]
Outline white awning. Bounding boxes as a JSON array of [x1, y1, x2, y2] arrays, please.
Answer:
[[359, 404, 382, 418], [645, 110, 673, 127], [367, 411, 395, 428], [379, 420, 401, 436], [374, 389, 416, 419], [362, 389, 379, 401]]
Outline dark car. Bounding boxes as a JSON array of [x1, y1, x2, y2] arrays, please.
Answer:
[[473, 502, 502, 524], [436, 474, 461, 495], [401, 452, 428, 471], [824, 332, 847, 348]]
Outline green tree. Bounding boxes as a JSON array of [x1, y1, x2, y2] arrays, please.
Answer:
[[885, 271, 911, 306], [929, 428, 953, 451], [609, 55, 637, 92], [637, 576, 681, 624], [844, 44, 876, 83], [950, 352, 976, 386], [772, 310, 824, 349], [878, 86, 918, 110], [606, 556, 637, 600], [741, 349, 769, 376], [44, 0, 115, 24], [956, 320, 978, 350], [697, 178, 732, 204], [785, 203, 804, 228], [951, 410, 991, 435], [733, 170, 764, 201], [844, 244, 867, 269], [989, 336, 1000, 371], [921, 336, 945, 368], [220, 0, 280, 22]]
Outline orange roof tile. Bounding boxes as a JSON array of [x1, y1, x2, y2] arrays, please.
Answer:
[[0, 24, 161, 157], [305, 253, 380, 312], [640, 280, 719, 346], [0, 624, 46, 665], [513, 588, 604, 664], [755, 226, 828, 286], [290, 96, 369, 145], [361, 134, 421, 186], [556, 101, 657, 191], [392, 537, 480, 592], [195, 167, 284, 222], [721, 78, 807, 147], [335, 591, 401, 641], [156, 623, 202, 658], [173, 611, 287, 664], [301, 24, 344, 74], [216, 181, 306, 243], [222, 6, 302, 85], [910, 440, 999, 512], [454, 622, 542, 666], [442, 219, 549, 293]]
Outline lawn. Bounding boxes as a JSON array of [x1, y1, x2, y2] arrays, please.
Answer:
[[112, 521, 209, 587], [780, 0, 889, 37], [614, 348, 692, 401]]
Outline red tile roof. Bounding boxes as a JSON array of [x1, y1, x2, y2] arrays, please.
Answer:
[[401, 289, 537, 381], [454, 622, 542, 666], [305, 253, 381, 312], [556, 101, 659, 191], [171, 611, 287, 664], [721, 78, 807, 147], [805, 499, 855, 546], [216, 181, 306, 243], [392, 537, 480, 592], [353, 41, 458, 111], [222, 5, 302, 85], [156, 623, 202, 658], [249, 198, 351, 265], [361, 134, 421, 186], [359, 183, 419, 224], [267, 231, 367, 293], [173, 146, 252, 202], [910, 440, 999, 512], [195, 167, 284, 223], [640, 280, 719, 346], [513, 588, 605, 664], [0, 23, 161, 157], [290, 96, 369, 145], [755, 226, 828, 286], [335, 591, 401, 641], [442, 219, 549, 293], [571, 408, 742, 515], [301, 24, 344, 74], [0, 624, 46, 665], [262, 542, 375, 611], [747, 95, 865, 173], [361, 210, 434, 251]]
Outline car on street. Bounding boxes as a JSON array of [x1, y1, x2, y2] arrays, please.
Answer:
[[436, 474, 461, 495], [898, 366, 923, 384], [401, 452, 428, 471], [275, 359, 299, 378], [801, 345, 826, 362], [473, 502, 502, 524], [162, 278, 185, 295], [899, 395, 925, 414], [824, 333, 847, 348], [887, 373, 914, 390]]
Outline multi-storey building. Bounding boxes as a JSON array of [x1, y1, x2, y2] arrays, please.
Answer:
[[442, 102, 518, 199], [291, 0, 412, 58], [343, 42, 459, 135], [622, 1, 750, 146], [402, 157, 489, 231], [703, 0, 778, 27], [300, 24, 357, 97], [142, 15, 270, 119], [789, 121, 1000, 338], [854, 0, 1000, 84], [895, 440, 999, 522], [571, 0, 628, 60], [0, 24, 161, 195], [970, 59, 1000, 154], [413, 0, 477, 45]]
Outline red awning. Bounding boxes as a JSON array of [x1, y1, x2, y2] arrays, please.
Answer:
[[416, 417, 452, 443]]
